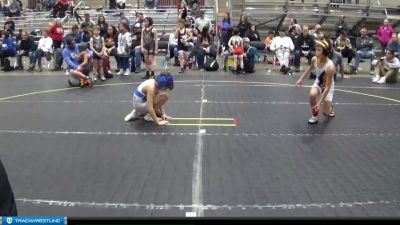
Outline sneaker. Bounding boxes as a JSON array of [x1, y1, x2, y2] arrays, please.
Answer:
[[377, 76, 386, 84], [370, 71, 375, 75], [308, 116, 319, 125], [93, 76, 98, 82], [135, 68, 140, 73], [100, 75, 106, 81], [123, 70, 130, 76], [27, 65, 34, 72], [107, 70, 113, 75], [179, 68, 186, 74], [144, 113, 154, 122], [116, 70, 124, 76], [295, 67, 300, 72], [372, 76, 380, 83], [124, 109, 140, 122], [37, 67, 42, 72], [354, 69, 358, 74], [150, 71, 155, 78], [141, 71, 150, 79]]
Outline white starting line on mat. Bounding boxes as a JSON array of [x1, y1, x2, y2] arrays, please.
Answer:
[[0, 100, 399, 106], [15, 198, 399, 211], [0, 130, 399, 137]]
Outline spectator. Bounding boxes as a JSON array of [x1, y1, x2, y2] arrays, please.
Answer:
[[221, 27, 233, 71], [109, 0, 116, 9], [52, 0, 68, 18], [3, 17, 15, 35], [194, 26, 216, 71], [65, 24, 81, 45], [190, 2, 201, 19], [116, 0, 126, 9], [63, 36, 93, 87], [167, 29, 179, 66], [354, 27, 375, 74], [116, 21, 132, 76], [237, 14, 252, 38], [327, 34, 347, 80], [79, 22, 91, 44], [0, 158, 17, 216], [141, 17, 158, 79], [372, 49, 400, 84], [90, 26, 106, 81], [49, 18, 64, 71], [1, 0, 10, 16], [29, 28, 53, 72], [263, 30, 274, 63], [0, 30, 17, 69], [144, 0, 158, 9], [288, 18, 302, 34], [270, 29, 295, 75], [334, 31, 354, 64], [16, 31, 36, 71], [386, 33, 400, 60], [194, 10, 213, 34], [131, 12, 144, 73], [309, 24, 324, 40], [103, 25, 117, 77], [228, 27, 245, 74], [83, 13, 96, 28], [218, 12, 232, 53], [247, 25, 261, 42], [119, 11, 130, 26], [335, 15, 348, 37], [98, 15, 109, 37], [243, 37, 257, 73], [376, 19, 394, 56], [294, 25, 315, 72], [176, 18, 193, 74]]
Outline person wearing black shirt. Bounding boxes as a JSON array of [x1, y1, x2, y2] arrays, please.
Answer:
[[16, 31, 36, 70], [294, 25, 315, 72], [0, 158, 17, 216], [247, 25, 261, 42], [335, 15, 348, 38], [237, 14, 252, 38]]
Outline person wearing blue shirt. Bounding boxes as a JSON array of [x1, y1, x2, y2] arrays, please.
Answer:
[[62, 36, 93, 87], [0, 30, 16, 69], [386, 33, 400, 60], [243, 37, 257, 73]]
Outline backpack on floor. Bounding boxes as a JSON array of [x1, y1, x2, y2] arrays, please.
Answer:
[[2, 59, 13, 72], [204, 56, 219, 71], [343, 64, 355, 74]]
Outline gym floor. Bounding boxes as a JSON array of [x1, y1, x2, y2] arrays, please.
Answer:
[[1, 63, 400, 217]]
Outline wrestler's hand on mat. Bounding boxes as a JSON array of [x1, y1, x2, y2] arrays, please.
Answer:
[[296, 79, 303, 87], [162, 114, 172, 120], [157, 120, 169, 126]]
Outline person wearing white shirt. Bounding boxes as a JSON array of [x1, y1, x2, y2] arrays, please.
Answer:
[[116, 22, 132, 76], [194, 11, 213, 33], [270, 29, 295, 74], [29, 29, 53, 72]]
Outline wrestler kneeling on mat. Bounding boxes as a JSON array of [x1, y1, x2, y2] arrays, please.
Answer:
[[62, 36, 94, 88], [124, 72, 174, 125], [296, 38, 336, 125]]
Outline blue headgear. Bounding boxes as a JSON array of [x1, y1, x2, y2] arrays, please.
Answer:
[[156, 72, 174, 90]]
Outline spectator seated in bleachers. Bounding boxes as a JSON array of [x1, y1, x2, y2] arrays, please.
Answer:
[[335, 15, 348, 38], [166, 30, 179, 66], [29, 28, 53, 72], [15, 31, 36, 71], [243, 37, 257, 73], [270, 29, 295, 75], [294, 25, 315, 72], [193, 26, 216, 71], [386, 33, 400, 61], [0, 30, 17, 71], [309, 24, 324, 41], [116, 0, 126, 9], [194, 10, 213, 34], [237, 14, 252, 38], [334, 31, 354, 65], [263, 31, 274, 63], [353, 27, 375, 74], [3, 17, 15, 35], [189, 2, 201, 19], [372, 49, 400, 84], [51, 0, 69, 18], [247, 25, 261, 42]]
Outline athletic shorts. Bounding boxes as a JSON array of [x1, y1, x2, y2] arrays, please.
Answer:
[[132, 95, 147, 115], [232, 46, 244, 55], [313, 83, 334, 102]]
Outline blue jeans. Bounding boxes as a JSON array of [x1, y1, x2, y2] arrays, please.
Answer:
[[134, 46, 142, 72], [17, 51, 34, 68], [32, 49, 49, 68], [354, 50, 375, 71]]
